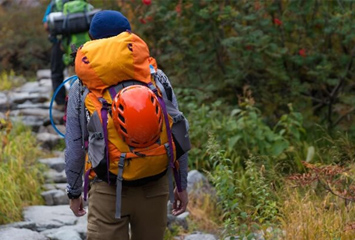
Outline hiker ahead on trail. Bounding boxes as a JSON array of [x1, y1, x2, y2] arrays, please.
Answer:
[[42, 0, 96, 111], [64, 10, 191, 240]]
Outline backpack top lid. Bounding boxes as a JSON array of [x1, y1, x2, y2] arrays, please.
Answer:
[[75, 31, 153, 97]]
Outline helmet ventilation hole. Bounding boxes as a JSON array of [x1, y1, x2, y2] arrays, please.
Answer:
[[120, 125, 127, 133], [119, 114, 125, 123]]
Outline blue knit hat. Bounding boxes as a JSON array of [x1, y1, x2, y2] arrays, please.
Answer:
[[89, 10, 131, 39]]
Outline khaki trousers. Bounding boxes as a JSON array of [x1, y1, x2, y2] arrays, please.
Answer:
[[87, 175, 169, 240]]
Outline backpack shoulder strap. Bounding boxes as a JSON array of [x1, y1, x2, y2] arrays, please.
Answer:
[[152, 70, 173, 102], [79, 80, 89, 148]]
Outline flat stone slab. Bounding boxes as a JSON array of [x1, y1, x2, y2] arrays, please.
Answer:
[[15, 82, 51, 94], [185, 233, 218, 240], [8, 92, 50, 104], [44, 169, 67, 183], [23, 205, 79, 232], [0, 227, 48, 240], [0, 92, 9, 109], [39, 158, 65, 172], [37, 69, 51, 80], [37, 133, 63, 151], [17, 101, 49, 110]]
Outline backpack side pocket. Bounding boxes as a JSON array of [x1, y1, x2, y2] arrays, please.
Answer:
[[87, 111, 105, 168]]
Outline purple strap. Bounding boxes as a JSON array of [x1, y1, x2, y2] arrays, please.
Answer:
[[99, 97, 111, 184], [83, 169, 91, 201], [108, 86, 117, 100], [148, 83, 182, 192]]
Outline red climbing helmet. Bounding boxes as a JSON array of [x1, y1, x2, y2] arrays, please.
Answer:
[[111, 85, 163, 148]]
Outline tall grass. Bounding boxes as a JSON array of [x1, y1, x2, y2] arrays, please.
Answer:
[[280, 188, 355, 239], [0, 119, 45, 224], [0, 70, 25, 91]]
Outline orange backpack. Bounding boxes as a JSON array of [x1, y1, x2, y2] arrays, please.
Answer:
[[75, 31, 180, 218]]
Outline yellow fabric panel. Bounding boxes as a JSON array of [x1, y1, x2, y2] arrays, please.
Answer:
[[109, 144, 170, 180], [107, 116, 130, 153], [76, 32, 152, 96], [75, 49, 107, 97], [85, 93, 101, 117]]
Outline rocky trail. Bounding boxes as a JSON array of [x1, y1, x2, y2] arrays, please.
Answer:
[[0, 70, 218, 240]]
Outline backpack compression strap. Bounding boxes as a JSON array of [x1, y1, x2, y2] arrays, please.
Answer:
[[154, 78, 182, 202], [147, 81, 182, 192], [98, 97, 111, 185], [115, 153, 126, 219]]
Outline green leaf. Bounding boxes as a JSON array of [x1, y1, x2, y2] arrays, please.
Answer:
[[306, 146, 315, 162], [271, 140, 289, 156], [231, 108, 242, 117], [228, 135, 242, 150], [240, 212, 248, 220]]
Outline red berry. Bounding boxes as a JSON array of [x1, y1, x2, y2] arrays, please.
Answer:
[[273, 18, 282, 26], [142, 0, 151, 5], [175, 4, 181, 14], [140, 18, 147, 24], [299, 48, 306, 57]]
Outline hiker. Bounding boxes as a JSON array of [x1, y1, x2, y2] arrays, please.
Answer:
[[42, 0, 93, 111], [64, 10, 191, 240]]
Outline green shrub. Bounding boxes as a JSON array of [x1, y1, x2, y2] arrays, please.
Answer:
[[122, 0, 355, 131], [176, 85, 307, 172], [206, 136, 280, 238], [0, 2, 50, 77]]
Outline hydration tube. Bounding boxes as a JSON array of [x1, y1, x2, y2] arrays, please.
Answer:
[[49, 75, 78, 138]]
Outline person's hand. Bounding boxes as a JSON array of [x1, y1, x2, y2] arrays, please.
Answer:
[[172, 188, 188, 216], [69, 196, 86, 217], [43, 22, 49, 31]]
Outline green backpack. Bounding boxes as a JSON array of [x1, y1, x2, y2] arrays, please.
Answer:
[[51, 0, 94, 65]]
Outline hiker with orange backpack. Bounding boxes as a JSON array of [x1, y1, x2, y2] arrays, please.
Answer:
[[64, 10, 191, 240]]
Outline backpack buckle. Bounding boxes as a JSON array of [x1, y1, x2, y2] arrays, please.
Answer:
[[118, 162, 124, 168]]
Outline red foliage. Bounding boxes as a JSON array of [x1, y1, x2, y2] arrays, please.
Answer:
[[142, 0, 151, 5], [254, 1, 261, 11], [175, 4, 181, 14], [146, 15, 153, 22], [299, 48, 306, 57], [273, 18, 282, 26], [139, 17, 147, 24]]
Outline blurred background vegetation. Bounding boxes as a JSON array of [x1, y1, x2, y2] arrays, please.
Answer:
[[1, 0, 355, 238]]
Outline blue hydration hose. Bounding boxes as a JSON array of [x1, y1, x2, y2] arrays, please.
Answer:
[[49, 75, 78, 138]]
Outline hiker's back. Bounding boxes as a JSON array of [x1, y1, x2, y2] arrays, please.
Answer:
[[48, 0, 95, 65], [63, 10, 191, 240]]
